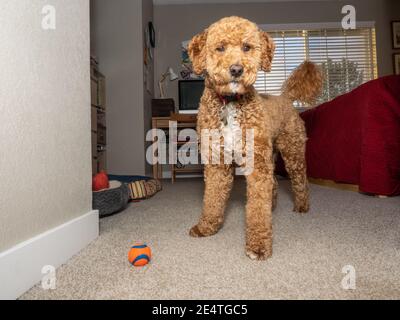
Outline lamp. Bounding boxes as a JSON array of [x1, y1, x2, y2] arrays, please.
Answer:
[[159, 67, 178, 98]]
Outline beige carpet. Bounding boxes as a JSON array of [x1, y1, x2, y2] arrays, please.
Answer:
[[21, 179, 400, 300]]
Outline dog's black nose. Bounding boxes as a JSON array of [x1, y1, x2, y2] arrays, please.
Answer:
[[230, 64, 244, 78]]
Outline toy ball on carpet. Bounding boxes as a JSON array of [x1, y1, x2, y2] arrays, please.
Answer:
[[128, 244, 152, 267]]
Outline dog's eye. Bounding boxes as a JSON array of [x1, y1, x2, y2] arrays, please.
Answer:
[[216, 46, 225, 52], [243, 44, 252, 52]]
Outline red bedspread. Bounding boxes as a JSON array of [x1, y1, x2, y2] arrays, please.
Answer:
[[279, 75, 400, 196]]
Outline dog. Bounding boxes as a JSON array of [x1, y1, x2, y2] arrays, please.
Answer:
[[188, 16, 322, 260]]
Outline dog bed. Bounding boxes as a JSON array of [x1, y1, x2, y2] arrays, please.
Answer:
[[93, 181, 130, 218]]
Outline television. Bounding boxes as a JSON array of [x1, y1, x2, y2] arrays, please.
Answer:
[[178, 80, 205, 114]]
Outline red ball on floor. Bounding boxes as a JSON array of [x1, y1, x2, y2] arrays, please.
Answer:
[[92, 171, 110, 191]]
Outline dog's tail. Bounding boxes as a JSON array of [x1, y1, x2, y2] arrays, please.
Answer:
[[281, 61, 323, 105]]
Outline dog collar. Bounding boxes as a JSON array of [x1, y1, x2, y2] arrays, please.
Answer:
[[218, 94, 243, 105]]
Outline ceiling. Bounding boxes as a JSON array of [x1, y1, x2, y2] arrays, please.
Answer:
[[154, 0, 331, 5]]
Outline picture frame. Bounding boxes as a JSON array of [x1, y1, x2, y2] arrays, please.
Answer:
[[394, 53, 400, 75], [391, 21, 400, 49]]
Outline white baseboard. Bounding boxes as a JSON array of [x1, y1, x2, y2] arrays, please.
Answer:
[[0, 210, 99, 300]]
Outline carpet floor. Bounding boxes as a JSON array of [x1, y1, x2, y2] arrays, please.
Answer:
[[21, 179, 400, 300]]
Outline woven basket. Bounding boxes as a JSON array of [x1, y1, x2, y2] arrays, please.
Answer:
[[93, 182, 130, 218]]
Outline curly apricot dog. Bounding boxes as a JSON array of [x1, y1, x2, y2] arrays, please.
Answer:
[[188, 17, 322, 260]]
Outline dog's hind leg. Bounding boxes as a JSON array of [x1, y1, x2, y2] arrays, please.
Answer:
[[275, 115, 309, 214], [190, 164, 234, 238]]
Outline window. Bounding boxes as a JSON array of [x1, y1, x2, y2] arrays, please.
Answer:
[[255, 23, 378, 104]]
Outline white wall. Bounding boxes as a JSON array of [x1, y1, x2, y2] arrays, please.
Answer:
[[0, 0, 93, 252]]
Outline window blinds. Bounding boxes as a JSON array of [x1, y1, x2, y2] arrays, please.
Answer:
[[255, 25, 378, 104]]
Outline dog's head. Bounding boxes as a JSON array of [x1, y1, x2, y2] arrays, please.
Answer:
[[188, 16, 275, 96]]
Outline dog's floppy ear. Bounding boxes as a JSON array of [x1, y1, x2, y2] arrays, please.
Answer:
[[188, 30, 208, 75], [260, 31, 275, 72]]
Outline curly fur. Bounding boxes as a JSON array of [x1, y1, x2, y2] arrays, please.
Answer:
[[282, 61, 323, 105], [188, 16, 322, 260]]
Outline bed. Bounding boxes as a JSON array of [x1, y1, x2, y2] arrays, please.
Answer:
[[277, 75, 400, 196]]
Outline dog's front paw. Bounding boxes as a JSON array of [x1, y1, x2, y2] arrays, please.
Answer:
[[189, 225, 205, 238], [294, 199, 309, 214], [245, 245, 272, 261], [189, 225, 219, 238]]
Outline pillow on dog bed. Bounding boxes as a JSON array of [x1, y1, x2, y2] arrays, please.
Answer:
[[108, 175, 162, 201]]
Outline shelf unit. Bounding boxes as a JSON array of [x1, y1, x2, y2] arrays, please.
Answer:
[[90, 56, 107, 175], [151, 113, 203, 183]]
